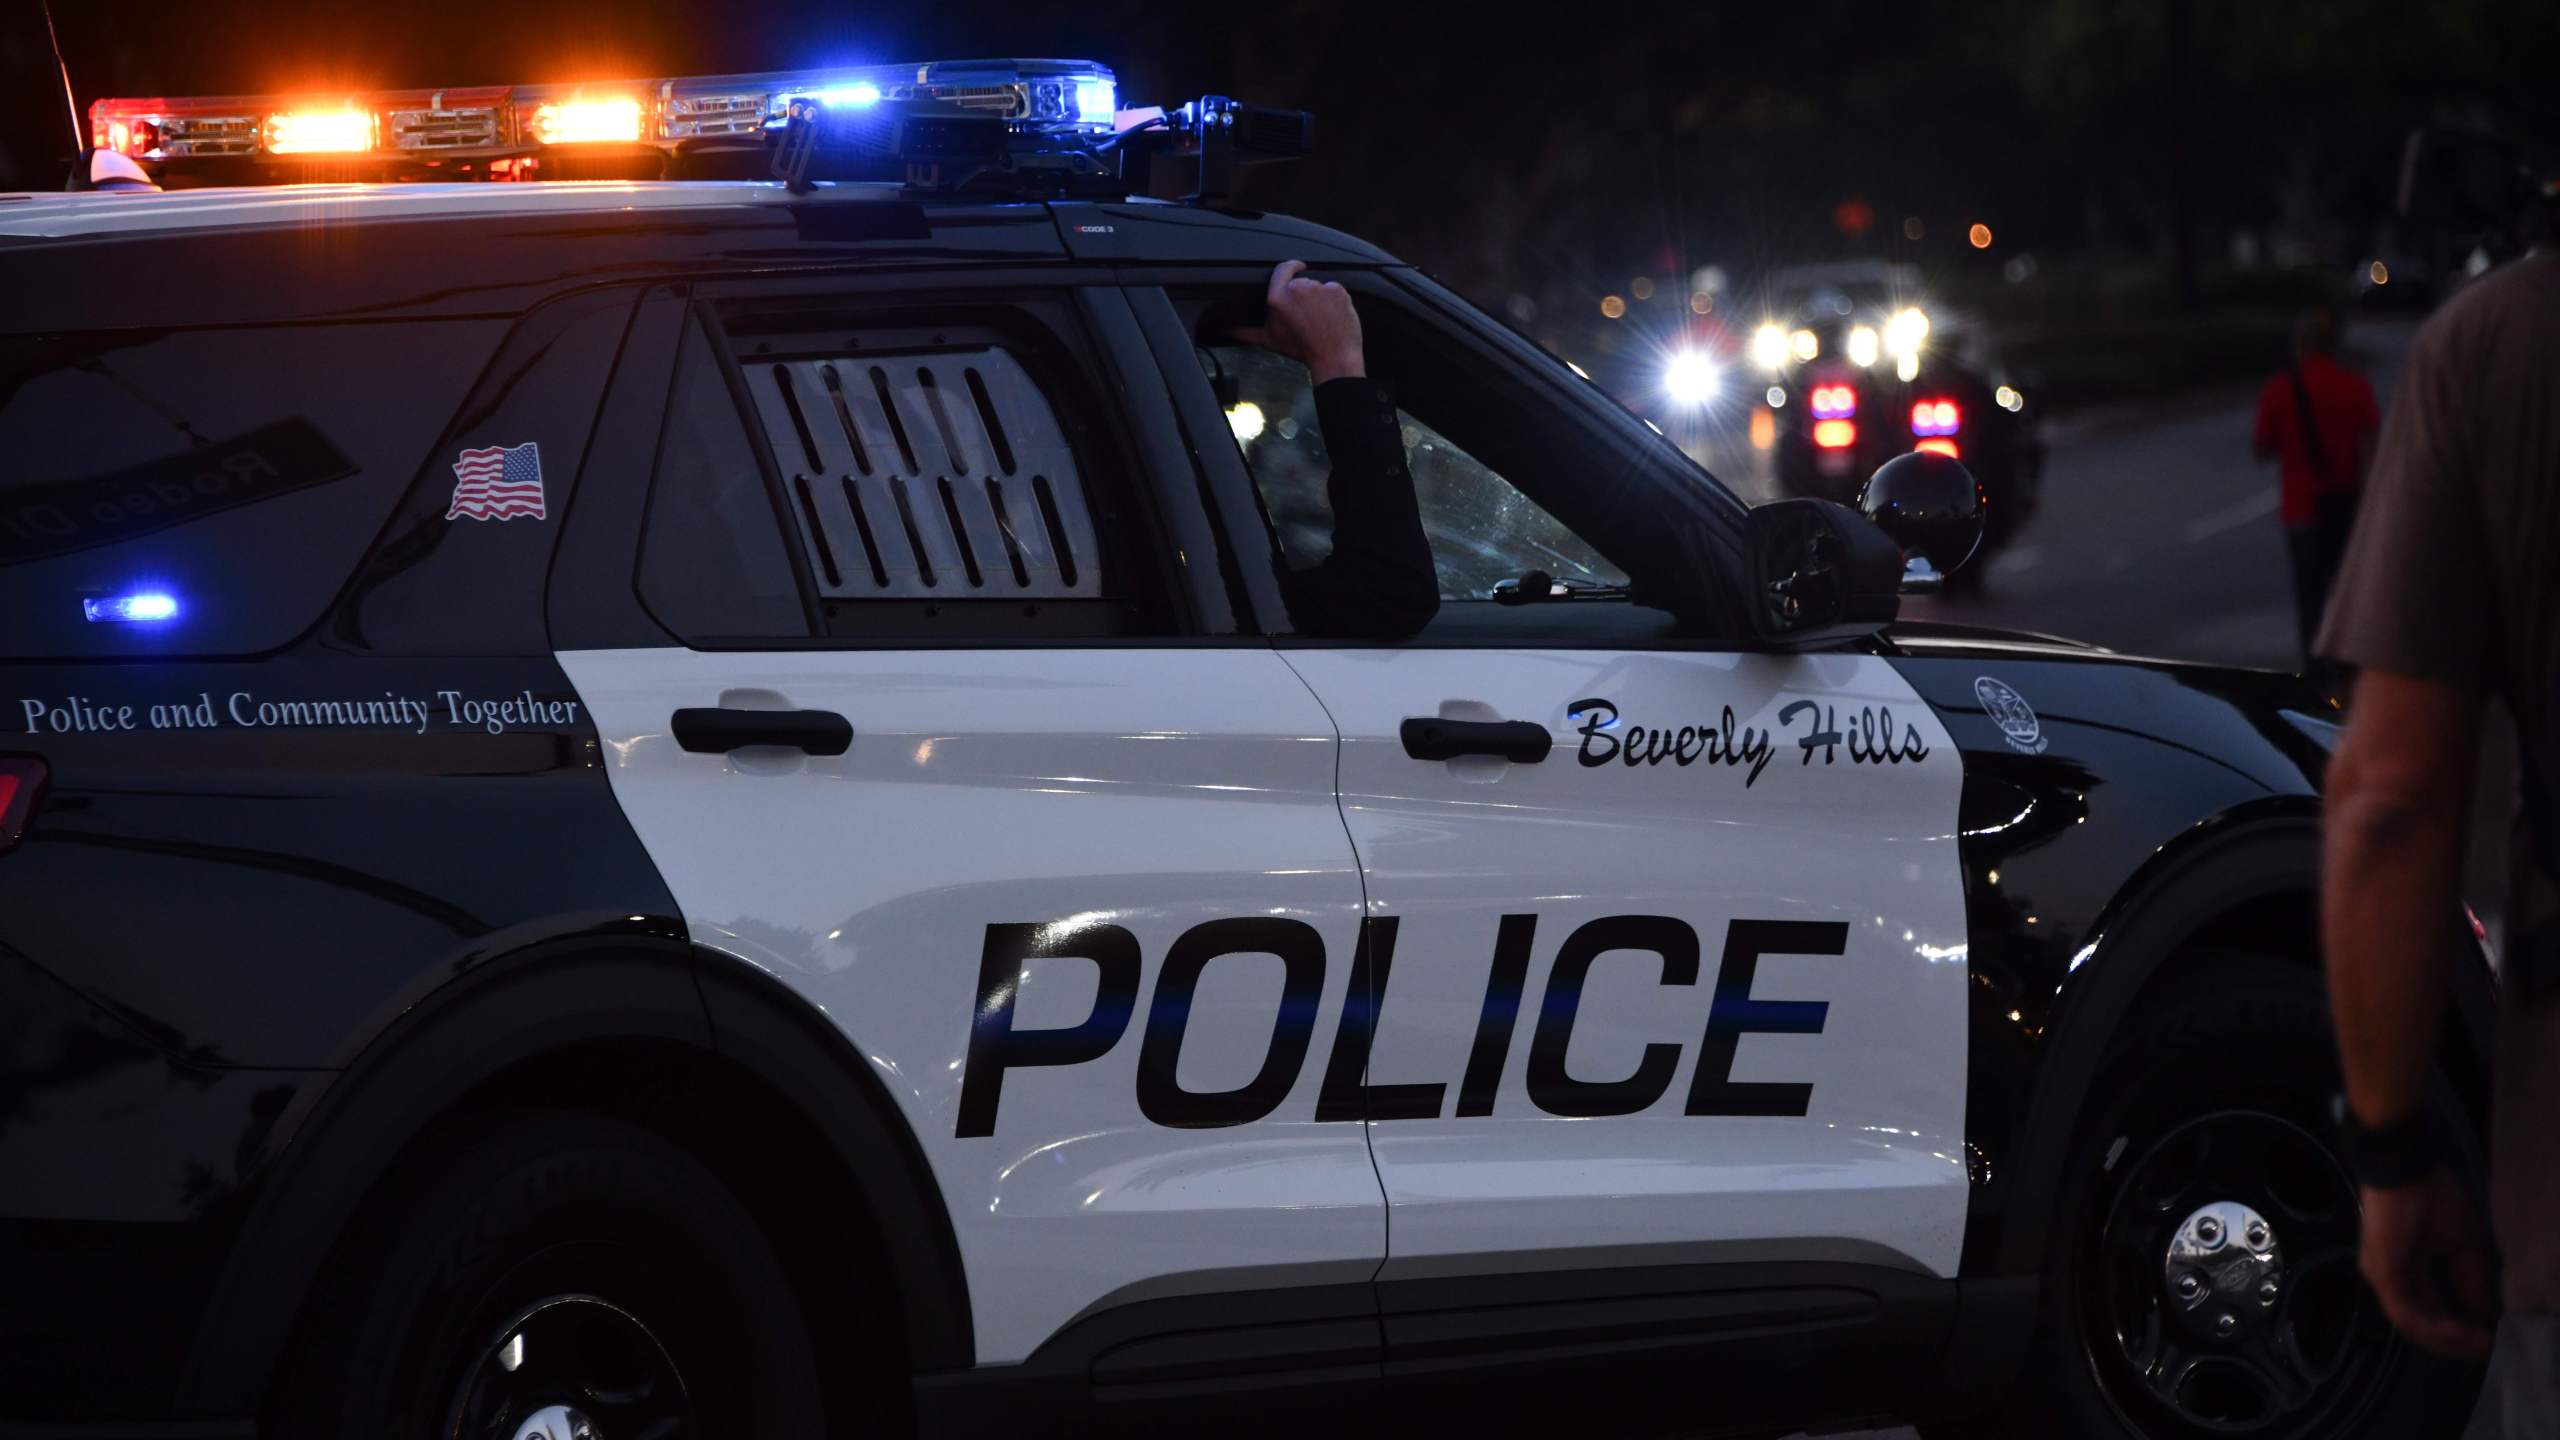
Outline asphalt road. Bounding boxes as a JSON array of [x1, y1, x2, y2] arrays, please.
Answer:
[[1909, 317, 2414, 667], [1703, 318, 2414, 669]]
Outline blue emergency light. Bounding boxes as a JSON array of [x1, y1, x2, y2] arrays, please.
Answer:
[[83, 591, 180, 623]]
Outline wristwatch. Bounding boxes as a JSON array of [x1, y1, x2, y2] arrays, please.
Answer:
[[2331, 1093, 2442, 1187]]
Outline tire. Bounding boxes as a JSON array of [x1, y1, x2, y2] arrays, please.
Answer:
[[268, 1110, 828, 1440], [1934, 956, 2484, 1440]]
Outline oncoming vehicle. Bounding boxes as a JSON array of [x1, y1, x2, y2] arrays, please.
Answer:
[[0, 54, 2493, 1440], [1749, 261, 2044, 589]]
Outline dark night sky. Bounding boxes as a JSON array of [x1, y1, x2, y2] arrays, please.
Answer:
[[18, 0, 2560, 352]]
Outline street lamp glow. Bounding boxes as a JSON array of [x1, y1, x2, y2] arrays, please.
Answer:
[[1847, 324, 1880, 368], [1662, 351, 1719, 409], [1885, 306, 1930, 360], [1750, 323, 1791, 371]]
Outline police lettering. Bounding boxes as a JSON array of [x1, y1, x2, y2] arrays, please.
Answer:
[[955, 912, 1849, 1136], [19, 695, 138, 733]]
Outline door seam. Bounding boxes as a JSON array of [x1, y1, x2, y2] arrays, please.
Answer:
[[1269, 644, 1395, 1287]]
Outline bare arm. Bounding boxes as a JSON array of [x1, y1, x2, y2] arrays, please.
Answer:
[[2323, 669, 2481, 1128], [2322, 668, 2497, 1357]]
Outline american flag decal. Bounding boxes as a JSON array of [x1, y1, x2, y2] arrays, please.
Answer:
[[445, 442, 547, 522]]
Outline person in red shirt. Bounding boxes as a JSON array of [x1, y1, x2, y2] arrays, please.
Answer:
[[2255, 308, 2381, 664]]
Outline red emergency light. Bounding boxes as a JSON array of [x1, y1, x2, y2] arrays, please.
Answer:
[[92, 87, 519, 160], [0, 756, 47, 856], [1809, 384, 1857, 420], [1910, 398, 1960, 437]]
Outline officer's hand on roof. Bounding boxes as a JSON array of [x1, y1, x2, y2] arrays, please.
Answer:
[[1232, 260, 1366, 385]]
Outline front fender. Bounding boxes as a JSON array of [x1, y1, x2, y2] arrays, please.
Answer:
[[1883, 643, 2493, 1282]]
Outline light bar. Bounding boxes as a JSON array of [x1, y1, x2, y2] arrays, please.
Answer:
[[1910, 398, 1960, 437], [1076, 78, 1116, 125], [529, 96, 644, 145], [388, 88, 508, 151], [266, 108, 374, 155], [89, 58, 1119, 166]]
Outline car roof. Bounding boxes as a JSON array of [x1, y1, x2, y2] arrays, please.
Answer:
[[0, 179, 877, 240], [0, 181, 1400, 331], [0, 181, 1401, 267]]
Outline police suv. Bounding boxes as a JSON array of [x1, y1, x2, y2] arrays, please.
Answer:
[[0, 57, 2493, 1440]]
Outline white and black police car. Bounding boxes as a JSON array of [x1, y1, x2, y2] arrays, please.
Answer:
[[0, 55, 2495, 1440]]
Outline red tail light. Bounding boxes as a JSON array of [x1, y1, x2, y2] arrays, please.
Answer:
[[1812, 419, 1858, 449], [0, 756, 47, 855]]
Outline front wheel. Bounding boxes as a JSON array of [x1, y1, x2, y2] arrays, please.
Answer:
[[1939, 957, 2485, 1439], [268, 1111, 830, 1440]]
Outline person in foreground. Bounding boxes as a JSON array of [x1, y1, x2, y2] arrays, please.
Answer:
[[2318, 247, 2560, 1433], [1232, 258, 1439, 638]]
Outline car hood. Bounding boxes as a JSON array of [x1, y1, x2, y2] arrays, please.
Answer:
[[1879, 620, 2336, 796]]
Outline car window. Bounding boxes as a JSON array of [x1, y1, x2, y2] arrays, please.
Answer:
[[1209, 346, 1630, 603], [0, 321, 503, 658], [637, 318, 813, 641], [636, 297, 1174, 643]]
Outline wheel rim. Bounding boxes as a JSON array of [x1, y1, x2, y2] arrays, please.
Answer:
[[2082, 1109, 2393, 1437], [444, 1294, 694, 1440]]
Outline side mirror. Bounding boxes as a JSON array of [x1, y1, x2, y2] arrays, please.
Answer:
[[1857, 450, 1987, 594], [1745, 497, 1904, 646]]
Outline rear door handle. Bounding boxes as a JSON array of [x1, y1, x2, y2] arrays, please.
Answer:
[[670, 707, 853, 756], [1399, 717, 1551, 764]]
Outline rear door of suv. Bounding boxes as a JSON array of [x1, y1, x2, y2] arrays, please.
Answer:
[[550, 269, 1389, 1368]]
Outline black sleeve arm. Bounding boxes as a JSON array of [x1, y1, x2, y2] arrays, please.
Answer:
[[1277, 377, 1441, 637]]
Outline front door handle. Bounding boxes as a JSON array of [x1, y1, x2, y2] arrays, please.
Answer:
[[671, 707, 853, 756], [1399, 717, 1551, 764]]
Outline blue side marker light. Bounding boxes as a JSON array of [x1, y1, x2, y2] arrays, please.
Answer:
[[83, 592, 180, 623]]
